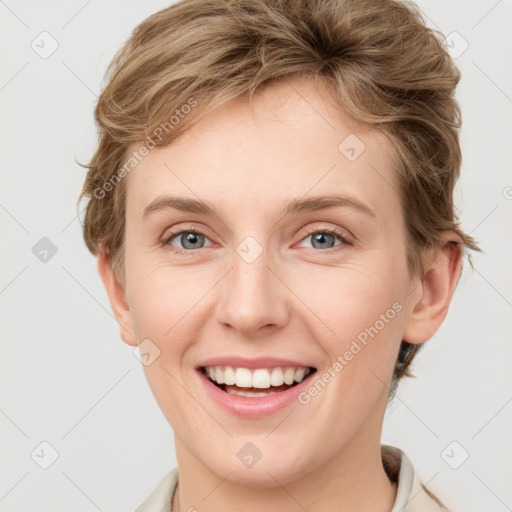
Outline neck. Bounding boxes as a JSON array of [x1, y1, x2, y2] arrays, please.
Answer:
[[173, 449, 396, 512], [172, 398, 396, 512]]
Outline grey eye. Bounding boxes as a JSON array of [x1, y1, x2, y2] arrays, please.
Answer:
[[173, 231, 208, 250], [307, 232, 338, 250]]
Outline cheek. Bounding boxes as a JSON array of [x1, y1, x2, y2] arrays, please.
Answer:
[[297, 258, 408, 379], [125, 247, 208, 339], [127, 267, 207, 418], [125, 261, 218, 398], [292, 268, 407, 435]]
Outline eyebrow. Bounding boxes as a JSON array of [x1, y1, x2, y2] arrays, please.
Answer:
[[142, 194, 376, 219]]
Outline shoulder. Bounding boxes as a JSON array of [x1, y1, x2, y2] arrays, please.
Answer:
[[382, 444, 451, 512], [134, 467, 179, 512]]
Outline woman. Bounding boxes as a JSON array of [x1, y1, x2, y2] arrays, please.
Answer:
[[79, 0, 480, 510]]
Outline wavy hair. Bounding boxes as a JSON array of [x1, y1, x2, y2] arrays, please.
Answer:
[[78, 0, 480, 393]]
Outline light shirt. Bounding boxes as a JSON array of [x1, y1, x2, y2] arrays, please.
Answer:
[[135, 444, 449, 512]]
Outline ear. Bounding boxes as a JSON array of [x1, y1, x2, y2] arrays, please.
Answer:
[[402, 232, 464, 344], [97, 248, 137, 347]]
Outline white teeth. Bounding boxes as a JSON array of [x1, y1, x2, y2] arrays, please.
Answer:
[[294, 367, 305, 382], [226, 388, 279, 397], [203, 365, 312, 388], [215, 367, 224, 384], [235, 368, 253, 387], [283, 368, 295, 385], [252, 369, 271, 389], [270, 367, 285, 386], [223, 366, 236, 385]]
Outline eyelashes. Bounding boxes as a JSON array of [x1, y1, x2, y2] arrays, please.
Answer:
[[162, 226, 354, 256], [164, 230, 213, 254]]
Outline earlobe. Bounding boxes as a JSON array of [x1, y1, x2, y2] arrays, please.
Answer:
[[97, 249, 137, 347], [402, 234, 464, 344]]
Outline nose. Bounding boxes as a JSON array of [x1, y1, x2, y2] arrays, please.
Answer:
[[215, 245, 290, 338]]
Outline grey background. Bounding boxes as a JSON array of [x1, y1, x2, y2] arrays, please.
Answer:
[[1, 0, 511, 510]]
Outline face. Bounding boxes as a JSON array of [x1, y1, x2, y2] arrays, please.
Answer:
[[113, 76, 426, 486]]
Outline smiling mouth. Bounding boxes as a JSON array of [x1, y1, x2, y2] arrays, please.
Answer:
[[200, 366, 317, 397]]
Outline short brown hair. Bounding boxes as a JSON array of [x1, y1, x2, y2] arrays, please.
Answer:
[[78, 0, 480, 393]]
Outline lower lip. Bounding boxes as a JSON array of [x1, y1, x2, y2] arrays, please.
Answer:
[[196, 368, 316, 418]]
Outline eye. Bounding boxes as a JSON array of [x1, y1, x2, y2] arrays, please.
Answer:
[[297, 227, 353, 252], [162, 226, 353, 255], [163, 229, 213, 254]]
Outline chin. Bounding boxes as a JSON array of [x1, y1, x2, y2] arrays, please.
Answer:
[[202, 447, 315, 488]]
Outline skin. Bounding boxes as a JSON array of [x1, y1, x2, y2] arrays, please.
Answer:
[[98, 76, 463, 512]]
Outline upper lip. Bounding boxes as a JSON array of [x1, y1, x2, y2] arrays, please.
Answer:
[[196, 356, 316, 370]]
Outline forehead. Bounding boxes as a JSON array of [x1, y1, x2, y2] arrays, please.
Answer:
[[125, 77, 400, 222]]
